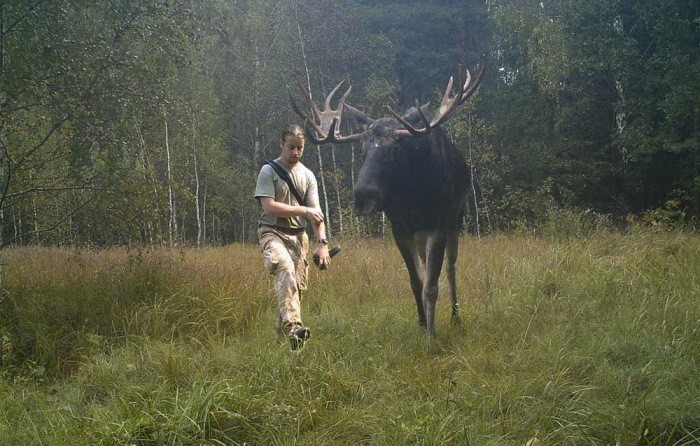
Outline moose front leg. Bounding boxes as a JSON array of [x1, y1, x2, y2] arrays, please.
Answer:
[[424, 230, 447, 337], [393, 230, 426, 328]]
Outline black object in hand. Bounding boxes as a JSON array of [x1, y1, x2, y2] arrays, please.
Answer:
[[314, 246, 341, 268]]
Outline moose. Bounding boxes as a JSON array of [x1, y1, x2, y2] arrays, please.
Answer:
[[289, 60, 485, 337]]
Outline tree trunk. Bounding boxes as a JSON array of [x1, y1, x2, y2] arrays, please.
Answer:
[[194, 151, 201, 248], [295, 9, 331, 236], [181, 212, 186, 243], [28, 171, 40, 244], [12, 205, 18, 243], [468, 111, 480, 237], [351, 143, 359, 232], [136, 122, 154, 244], [613, 15, 629, 168], [331, 145, 343, 233], [164, 111, 176, 247], [479, 176, 493, 234], [192, 115, 202, 248], [350, 143, 356, 189], [202, 186, 207, 245], [316, 144, 331, 237], [32, 195, 39, 243], [0, 1, 4, 72], [253, 127, 262, 172]]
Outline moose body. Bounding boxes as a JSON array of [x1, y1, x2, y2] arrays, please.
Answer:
[[290, 60, 484, 336], [353, 118, 470, 333]]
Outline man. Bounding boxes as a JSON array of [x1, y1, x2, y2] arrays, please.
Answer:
[[254, 124, 331, 350]]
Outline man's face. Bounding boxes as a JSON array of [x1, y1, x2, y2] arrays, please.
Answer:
[[280, 134, 305, 165]]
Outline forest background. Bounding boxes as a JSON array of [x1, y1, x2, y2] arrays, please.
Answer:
[[1, 0, 698, 248]]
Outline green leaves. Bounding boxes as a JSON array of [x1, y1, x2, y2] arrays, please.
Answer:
[[1, 0, 697, 245]]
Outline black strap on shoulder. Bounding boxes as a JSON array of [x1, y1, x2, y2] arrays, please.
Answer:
[[266, 160, 305, 205]]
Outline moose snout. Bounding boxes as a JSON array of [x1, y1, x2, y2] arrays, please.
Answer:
[[353, 185, 383, 216]]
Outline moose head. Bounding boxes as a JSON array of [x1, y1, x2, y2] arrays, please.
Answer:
[[288, 60, 486, 217]]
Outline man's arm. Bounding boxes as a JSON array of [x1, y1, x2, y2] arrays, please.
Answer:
[[259, 197, 324, 223], [301, 172, 331, 269], [310, 216, 330, 270]]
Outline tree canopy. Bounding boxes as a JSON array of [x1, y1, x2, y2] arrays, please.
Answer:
[[0, 0, 697, 246]]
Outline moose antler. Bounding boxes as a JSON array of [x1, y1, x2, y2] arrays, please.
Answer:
[[391, 58, 487, 137], [288, 70, 364, 144]]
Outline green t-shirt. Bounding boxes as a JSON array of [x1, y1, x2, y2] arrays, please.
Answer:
[[254, 159, 320, 229]]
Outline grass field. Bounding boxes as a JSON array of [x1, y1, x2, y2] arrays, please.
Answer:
[[1, 231, 699, 445]]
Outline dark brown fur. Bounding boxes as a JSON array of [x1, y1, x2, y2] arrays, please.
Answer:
[[350, 109, 469, 335]]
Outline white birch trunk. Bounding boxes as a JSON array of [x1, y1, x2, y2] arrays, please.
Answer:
[[192, 115, 202, 248], [202, 187, 207, 244], [468, 111, 480, 237], [253, 127, 262, 174], [331, 145, 343, 233], [32, 196, 39, 243], [12, 205, 18, 242], [350, 143, 356, 188], [351, 143, 359, 232], [316, 141, 331, 237], [295, 9, 331, 236], [29, 171, 39, 243], [194, 152, 201, 248], [164, 111, 175, 247]]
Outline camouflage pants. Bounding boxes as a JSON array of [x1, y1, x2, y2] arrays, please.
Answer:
[[258, 226, 309, 334]]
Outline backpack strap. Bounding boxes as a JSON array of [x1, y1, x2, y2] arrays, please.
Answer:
[[266, 160, 305, 205]]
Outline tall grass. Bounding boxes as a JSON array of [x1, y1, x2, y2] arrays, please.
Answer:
[[1, 231, 698, 445]]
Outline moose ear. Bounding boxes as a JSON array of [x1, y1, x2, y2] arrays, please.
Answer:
[[341, 102, 373, 132], [402, 103, 432, 126]]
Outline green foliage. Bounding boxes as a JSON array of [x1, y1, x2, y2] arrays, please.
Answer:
[[640, 188, 696, 230], [485, 0, 699, 226], [0, 0, 697, 244]]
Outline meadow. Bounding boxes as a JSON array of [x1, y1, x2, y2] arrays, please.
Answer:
[[0, 230, 698, 445]]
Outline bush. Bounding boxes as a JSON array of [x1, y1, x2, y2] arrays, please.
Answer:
[[641, 189, 697, 231]]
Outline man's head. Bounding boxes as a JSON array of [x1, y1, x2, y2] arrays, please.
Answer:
[[279, 124, 306, 166]]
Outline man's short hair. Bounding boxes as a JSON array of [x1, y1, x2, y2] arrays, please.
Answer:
[[280, 124, 305, 142]]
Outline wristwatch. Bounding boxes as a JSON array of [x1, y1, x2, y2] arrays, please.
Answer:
[[318, 238, 329, 245]]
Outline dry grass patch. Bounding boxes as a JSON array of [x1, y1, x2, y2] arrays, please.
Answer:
[[1, 231, 699, 445]]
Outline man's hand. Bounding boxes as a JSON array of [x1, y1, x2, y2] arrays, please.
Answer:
[[303, 206, 324, 224], [313, 244, 330, 270]]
